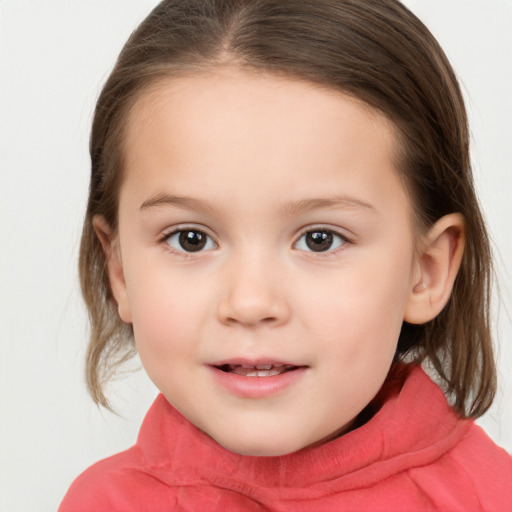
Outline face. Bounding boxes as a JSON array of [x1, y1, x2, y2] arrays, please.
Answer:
[[110, 68, 420, 456]]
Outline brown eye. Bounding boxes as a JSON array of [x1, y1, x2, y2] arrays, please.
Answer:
[[166, 229, 216, 253], [295, 230, 346, 253]]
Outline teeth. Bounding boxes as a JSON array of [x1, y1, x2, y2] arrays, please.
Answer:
[[244, 369, 282, 377], [240, 364, 275, 370], [226, 364, 293, 377]]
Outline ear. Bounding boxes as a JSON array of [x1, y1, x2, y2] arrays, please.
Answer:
[[404, 213, 465, 324], [93, 215, 132, 323]]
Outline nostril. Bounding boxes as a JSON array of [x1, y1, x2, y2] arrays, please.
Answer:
[[224, 314, 279, 327]]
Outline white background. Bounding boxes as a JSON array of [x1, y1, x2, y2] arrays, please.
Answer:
[[1, 1, 511, 511]]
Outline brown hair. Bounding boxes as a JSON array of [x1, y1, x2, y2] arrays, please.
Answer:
[[79, 0, 496, 415]]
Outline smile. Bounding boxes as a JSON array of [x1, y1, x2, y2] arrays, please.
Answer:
[[209, 361, 308, 398]]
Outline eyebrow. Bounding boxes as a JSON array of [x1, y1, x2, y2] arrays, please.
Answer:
[[140, 194, 217, 213], [279, 196, 377, 216], [139, 193, 377, 215]]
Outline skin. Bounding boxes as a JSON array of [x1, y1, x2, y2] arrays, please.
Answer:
[[96, 67, 465, 456]]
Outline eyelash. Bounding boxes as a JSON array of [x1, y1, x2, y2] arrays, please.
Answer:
[[159, 226, 217, 257], [158, 226, 350, 257], [294, 227, 349, 255]]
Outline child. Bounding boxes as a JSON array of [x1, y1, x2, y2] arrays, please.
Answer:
[[59, 0, 512, 510]]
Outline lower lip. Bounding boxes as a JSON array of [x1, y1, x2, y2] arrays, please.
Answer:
[[209, 366, 308, 399]]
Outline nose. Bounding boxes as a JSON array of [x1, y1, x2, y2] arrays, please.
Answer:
[[216, 253, 291, 328]]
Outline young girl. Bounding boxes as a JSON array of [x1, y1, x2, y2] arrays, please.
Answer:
[[59, 0, 512, 510]]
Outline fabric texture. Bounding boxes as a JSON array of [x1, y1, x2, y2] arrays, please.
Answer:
[[59, 365, 512, 511]]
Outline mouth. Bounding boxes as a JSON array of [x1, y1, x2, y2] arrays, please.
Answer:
[[215, 363, 299, 377], [209, 361, 308, 398]]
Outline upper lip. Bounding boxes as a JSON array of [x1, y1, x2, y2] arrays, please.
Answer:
[[209, 358, 306, 369]]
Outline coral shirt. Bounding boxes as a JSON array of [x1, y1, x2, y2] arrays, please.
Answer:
[[59, 365, 512, 511]]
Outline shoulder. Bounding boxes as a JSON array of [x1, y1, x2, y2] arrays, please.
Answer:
[[380, 366, 512, 510], [58, 446, 176, 512], [407, 421, 512, 511]]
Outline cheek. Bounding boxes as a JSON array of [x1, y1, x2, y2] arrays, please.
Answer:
[[123, 258, 210, 361], [308, 248, 413, 360], [307, 256, 410, 418], [127, 276, 209, 397]]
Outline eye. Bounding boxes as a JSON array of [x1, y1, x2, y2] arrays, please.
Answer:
[[165, 229, 217, 253], [294, 229, 346, 253]]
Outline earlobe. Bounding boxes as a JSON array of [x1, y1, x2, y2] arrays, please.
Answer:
[[404, 213, 465, 325], [92, 215, 132, 323]]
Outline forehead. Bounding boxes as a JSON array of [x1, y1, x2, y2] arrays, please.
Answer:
[[125, 67, 399, 152], [120, 67, 409, 218]]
